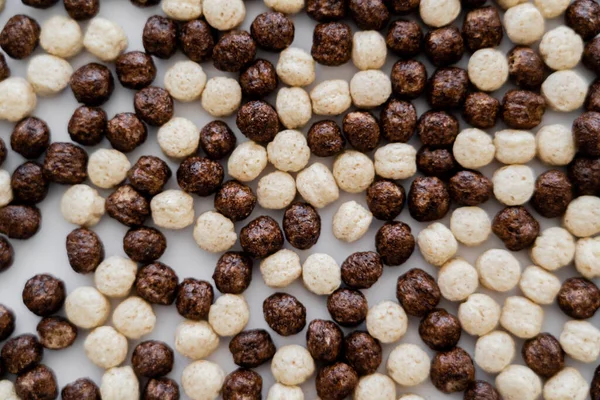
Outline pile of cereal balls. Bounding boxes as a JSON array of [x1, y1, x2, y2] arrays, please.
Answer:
[[2, 0, 600, 398]]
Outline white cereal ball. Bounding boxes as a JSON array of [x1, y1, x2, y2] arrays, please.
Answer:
[[164, 61, 206, 102], [201, 77, 242, 117], [519, 265, 561, 305], [332, 201, 372, 243], [267, 130, 311, 172], [530, 227, 575, 271], [84, 326, 128, 369], [496, 365, 542, 400], [112, 296, 156, 339], [61, 184, 105, 227], [182, 361, 225, 400], [271, 345, 315, 386], [228, 141, 268, 182], [100, 366, 139, 400], [544, 367, 589, 400], [40, 15, 83, 58], [162, 0, 202, 20], [354, 373, 396, 400], [386, 343, 430, 386], [450, 207, 491, 246], [564, 195, 600, 237], [534, 0, 569, 18], [495, 0, 527, 9], [0, 170, 12, 208], [0, 380, 18, 400], [417, 223, 458, 267], [310, 80, 352, 116], [504, 3, 545, 45], [276, 48, 315, 87], [95, 256, 137, 298], [203, 0, 245, 30], [366, 301, 407, 344], [536, 124, 576, 166], [208, 294, 250, 336], [193, 211, 237, 253], [267, 383, 304, 400], [540, 26, 584, 71], [493, 130, 536, 164], [474, 331, 515, 374], [476, 249, 521, 292], [398, 396, 425, 400], [0, 78, 37, 122], [453, 128, 495, 169], [157, 117, 199, 159], [27, 54, 72, 97], [500, 296, 544, 339], [175, 320, 219, 360], [492, 164, 535, 205], [542, 70, 588, 112], [560, 320, 600, 363], [302, 253, 341, 295], [257, 171, 296, 210], [374, 143, 417, 180], [458, 293, 501, 336], [437, 258, 479, 302], [87, 149, 130, 189], [419, 0, 460, 27], [296, 163, 339, 208], [352, 31, 387, 71], [261, 249, 302, 288], [333, 151, 375, 193], [65, 286, 110, 329], [350, 70, 392, 109], [151, 190, 195, 229], [265, 0, 304, 14], [468, 49, 509, 92], [83, 18, 128, 62], [575, 237, 600, 279], [276, 87, 312, 129]]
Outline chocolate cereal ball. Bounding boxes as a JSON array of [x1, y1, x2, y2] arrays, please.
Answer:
[[0, 15, 40, 60], [396, 268, 441, 317], [449, 170, 493, 205], [427, 67, 469, 109], [213, 252, 253, 295], [574, 111, 600, 156], [251, 12, 294, 52], [343, 111, 380, 152], [213, 30, 257, 72], [376, 221, 415, 266], [106, 113, 148, 153], [312, 22, 353, 66], [214, 181, 256, 222], [557, 277, 600, 319], [36, 316, 77, 350], [501, 90, 546, 129], [492, 206, 540, 251], [283, 203, 321, 250], [11, 117, 50, 159], [531, 170, 573, 218], [390, 60, 427, 100], [176, 278, 214, 320], [507, 46, 545, 89], [566, 0, 600, 41], [327, 288, 368, 327], [584, 38, 600, 76], [124, 227, 166, 263], [464, 381, 502, 400], [177, 157, 224, 197], [0, 305, 15, 341], [70, 63, 115, 106], [263, 293, 306, 336], [115, 51, 156, 90], [587, 80, 600, 112], [143, 15, 178, 59], [66, 228, 104, 274], [424, 27, 464, 67], [386, 20, 422, 58], [236, 100, 280, 143], [307, 0, 348, 21], [0, 137, 6, 166], [408, 176, 450, 222], [223, 369, 262, 400], [240, 59, 278, 98], [380, 99, 417, 142], [569, 155, 600, 196], [0, 205, 41, 240], [307, 120, 345, 157], [0, 237, 13, 273], [143, 378, 179, 400], [343, 331, 381, 375], [417, 147, 458, 179], [15, 364, 58, 400], [463, 92, 500, 129], [22, 274, 65, 317], [419, 309, 461, 351], [522, 333, 565, 378], [200, 121, 237, 160], [132, 340, 174, 378], [349, 0, 390, 31], [11, 162, 49, 204], [306, 319, 343, 362], [130, 0, 160, 6], [366, 180, 405, 220], [128, 156, 171, 196], [430, 347, 475, 393], [462, 7, 503, 51], [63, 0, 99, 20], [0, 54, 8, 82], [105, 185, 150, 227], [134, 86, 174, 127], [136, 262, 179, 305], [61, 378, 101, 400], [417, 111, 459, 147], [316, 362, 358, 400], [341, 252, 383, 289], [230, 329, 276, 368], [179, 19, 215, 63], [68, 106, 107, 146], [1, 334, 43, 374]]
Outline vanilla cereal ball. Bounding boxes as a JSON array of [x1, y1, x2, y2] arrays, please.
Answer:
[[564, 195, 600, 237], [84, 326, 128, 369], [157, 117, 200, 159], [575, 237, 600, 279], [531, 227, 575, 271], [474, 331, 515, 374], [493, 130, 536, 164], [83, 18, 128, 62], [366, 301, 407, 344], [533, 0, 569, 18], [438, 258, 479, 302], [504, 4, 545, 45], [257, 171, 296, 210], [175, 320, 219, 360], [0, 78, 37, 122], [151, 190, 195, 229], [352, 31, 387, 71], [65, 286, 110, 329], [519, 265, 561, 305], [162, 0, 203, 20], [100, 366, 139, 400], [40, 15, 83, 59], [544, 367, 589, 400], [209, 294, 249, 336], [417, 223, 458, 267], [496, 365, 542, 400], [0, 171, 12, 208], [203, 0, 245, 30], [500, 296, 544, 339], [271, 345, 315, 386], [458, 293, 501, 336], [27, 55, 73, 96], [310, 80, 352, 116], [267, 130, 311, 172], [387, 343, 430, 386], [536, 124, 576, 166], [333, 151, 375, 193], [450, 207, 491, 246], [495, 0, 527, 9], [542, 70, 588, 112], [332, 201, 373, 243], [350, 70, 392, 109], [112, 296, 156, 339], [61, 184, 105, 227], [560, 320, 600, 363], [87, 149, 130, 189], [420, 0, 460, 27], [265, 0, 304, 13], [354, 373, 396, 400], [267, 384, 304, 400], [302, 253, 341, 295], [276, 87, 312, 129], [540, 27, 584, 71], [453, 128, 495, 169], [0, 380, 18, 400], [193, 211, 237, 253], [202, 77, 242, 117], [476, 249, 521, 292], [182, 361, 225, 400], [261, 249, 302, 288], [296, 163, 339, 208], [398, 396, 425, 400], [492, 164, 535, 205], [374, 143, 417, 180], [228, 141, 268, 183], [164, 61, 207, 102], [95, 256, 137, 298], [468, 49, 509, 92], [276, 48, 315, 87]]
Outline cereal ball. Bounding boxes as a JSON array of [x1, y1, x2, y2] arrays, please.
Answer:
[[310, 80, 351, 116], [100, 366, 139, 400], [419, 308, 461, 351], [500, 296, 544, 339], [276, 87, 312, 129], [179, 19, 215, 63], [258, 249, 300, 288], [302, 253, 341, 295], [263, 293, 306, 336], [175, 320, 219, 360], [1, 334, 43, 374], [112, 296, 156, 339], [343, 111, 380, 152], [333, 151, 375, 194], [266, 384, 303, 400], [237, 101, 279, 144], [420, 0, 460, 27], [380, 101, 416, 146], [574, 112, 600, 157], [344, 331, 382, 376], [175, 279, 213, 321], [240, 215, 284, 258], [230, 329, 276, 369], [228, 141, 268, 183], [458, 293, 500, 336], [0, 15, 40, 60], [70, 63, 114, 107], [519, 265, 561, 305], [492, 165, 535, 205], [271, 345, 314, 386], [37, 315, 77, 350], [201, 77, 242, 117], [105, 185, 150, 227], [373, 143, 416, 181], [396, 269, 440, 317], [212, 252, 252, 295], [62, 378, 101, 400], [462, 7, 503, 51], [307, 120, 345, 157], [495, 365, 541, 400], [86, 149, 130, 190], [424, 27, 464, 67], [585, 38, 600, 76], [0, 204, 40, 240], [155, 120, 199, 161], [354, 373, 396, 400], [408, 176, 450, 222], [198, 123, 235, 162], [209, 294, 250, 336], [15, 365, 58, 400], [476, 248, 521, 292], [350, 70, 391, 109], [438, 258, 479, 301], [39, 15, 82, 59], [136, 262, 178, 305], [240, 59, 278, 99], [65, 286, 110, 329], [539, 27, 583, 72], [467, 49, 509, 92], [162, 62, 206, 103], [177, 157, 223, 197], [587, 80, 600, 112], [366, 180, 405, 221], [531, 170, 573, 218], [94, 256, 137, 299], [417, 111, 458, 147], [68, 106, 106, 146], [123, 227, 166, 265], [533, 0, 568, 17], [213, 31, 256, 73], [0, 237, 12, 273], [352, 31, 386, 71], [340, 251, 382, 289], [536, 124, 576, 166], [576, 237, 600, 279], [567, 0, 600, 40], [306, 0, 347, 20], [276, 48, 315, 87], [427, 66, 469, 109], [564, 195, 600, 237], [83, 18, 127, 62], [311, 22, 352, 66], [316, 362, 358, 400], [11, 161, 49, 204], [296, 163, 339, 208], [387, 343, 430, 386], [192, 211, 236, 253], [531, 227, 575, 271], [417, 148, 458, 178], [474, 331, 515, 374], [464, 382, 502, 400], [327, 288, 368, 327], [133, 341, 174, 379], [522, 333, 564, 377], [560, 320, 600, 363], [142, 15, 177, 59], [504, 4, 545, 45], [333, 201, 372, 244], [106, 113, 147, 153], [0, 170, 11, 208], [181, 362, 224, 400], [390, 61, 426, 102], [267, 130, 310, 172], [134, 86, 174, 127], [43, 142, 88, 185], [27, 54, 73, 96], [0, 78, 37, 122], [417, 223, 457, 267], [463, 92, 500, 129], [430, 347, 475, 393], [349, 0, 389, 30], [84, 326, 128, 369], [376, 221, 415, 266], [386, 21, 422, 59], [306, 319, 343, 362], [61, 184, 105, 228], [162, 0, 202, 20], [493, 130, 536, 165], [366, 301, 407, 344], [542, 70, 588, 112], [115, 52, 155, 91], [0, 305, 15, 341], [251, 12, 294, 51], [453, 128, 495, 169], [222, 369, 262, 400], [558, 277, 600, 319], [490, 205, 536, 249], [283, 202, 321, 250], [150, 190, 194, 230], [544, 367, 588, 400], [203, 0, 245, 30], [256, 172, 296, 210], [69, 231, 106, 272], [507, 47, 545, 90], [22, 274, 65, 318], [502, 89, 546, 129], [213, 181, 255, 222], [450, 207, 491, 247]]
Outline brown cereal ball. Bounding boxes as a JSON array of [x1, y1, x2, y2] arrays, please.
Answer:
[[0, 205, 41, 240], [251, 12, 294, 52], [0, 54, 9, 82], [283, 203, 322, 250], [366, 180, 405, 221], [427, 67, 469, 109], [349, 0, 390, 30], [386, 0, 420, 13], [177, 157, 224, 197], [176, 278, 214, 320], [341, 252, 383, 289], [408, 176, 450, 222], [134, 86, 174, 127], [128, 156, 171, 196], [179, 19, 215, 63], [0, 139, 6, 168], [587, 80, 600, 112], [531, 170, 573, 218], [0, 237, 13, 273], [263, 293, 306, 336], [0, 305, 15, 341], [143, 16, 178, 59], [386, 20, 422, 58], [464, 381, 502, 400], [230, 329, 276, 368], [214, 181, 257, 222], [396, 268, 441, 317], [376, 221, 415, 266], [143, 378, 179, 400], [431, 347, 475, 393], [11, 162, 49, 204], [557, 277, 600, 319], [463, 92, 500, 129], [327, 288, 368, 327], [306, 319, 343, 363], [492, 206, 540, 251], [115, 51, 156, 90], [22, 274, 65, 317], [419, 309, 461, 351], [105, 184, 150, 227], [0, 15, 40, 60], [70, 63, 115, 106], [593, 366, 600, 400], [11, 117, 51, 160], [130, 0, 160, 6], [200, 121, 237, 160], [311, 22, 353, 66], [63, 0, 98, 20], [390, 60, 427, 100], [522, 333, 565, 378], [136, 262, 179, 305], [213, 31, 257, 72], [61, 378, 101, 400], [307, 0, 348, 21], [449, 170, 493, 206], [507, 46, 545, 89], [1, 334, 43, 374], [380, 99, 417, 143], [574, 112, 600, 157], [424, 27, 464, 67], [36, 316, 77, 350], [501, 90, 546, 129], [569, 155, 600, 196], [240, 59, 278, 99], [417, 111, 459, 147], [236, 101, 280, 144], [343, 331, 381, 375], [584, 38, 600, 75], [15, 364, 57, 400], [132, 340, 174, 378], [124, 227, 167, 263], [68, 106, 107, 146], [223, 369, 262, 400], [417, 147, 458, 179], [307, 120, 345, 157], [213, 252, 253, 295], [66, 228, 104, 274], [566, 0, 600, 41], [462, 7, 503, 51], [342, 111, 381, 152], [316, 362, 359, 400]]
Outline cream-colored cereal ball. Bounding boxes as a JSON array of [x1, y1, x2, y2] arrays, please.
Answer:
[[157, 117, 199, 159], [276, 87, 312, 129], [474, 331, 515, 374], [83, 18, 128, 62], [453, 128, 495, 169], [228, 141, 268, 183], [492, 165, 535, 205], [560, 320, 600, 363], [476, 249, 521, 292], [0, 380, 18, 400], [504, 3, 545, 45], [257, 171, 296, 210], [468, 49, 509, 92], [419, 0, 460, 27], [0, 170, 12, 208], [65, 286, 110, 329], [564, 195, 600, 237], [352, 31, 387, 71], [193, 211, 237, 253], [265, 0, 304, 13], [398, 396, 425, 400], [112, 296, 156, 339], [350, 70, 392, 108], [366, 301, 407, 344], [100, 366, 139, 400], [496, 365, 542, 400], [544, 367, 589, 400], [27, 54, 73, 96], [0, 78, 37, 122], [493, 130, 536, 164], [175, 320, 219, 360], [354, 373, 396, 400], [271, 345, 315, 386], [182, 361, 224, 400], [40, 15, 83, 59], [266, 383, 304, 400], [310, 80, 352, 116], [296, 163, 339, 208], [162, 0, 202, 20], [540, 26, 584, 70], [261, 249, 302, 288], [267, 130, 311, 172], [84, 326, 128, 369], [374, 143, 417, 180], [387, 344, 430, 386], [519, 265, 561, 305], [495, 0, 527, 10], [151, 190, 195, 229], [95, 256, 137, 298], [458, 293, 501, 336], [536, 124, 576, 166], [531, 227, 575, 271], [438, 258, 479, 302], [208, 294, 249, 336], [450, 207, 491, 246], [417, 223, 458, 267], [332, 201, 372, 243], [302, 253, 341, 295], [203, 0, 245, 30], [87, 149, 130, 189], [575, 237, 600, 279], [542, 70, 588, 112], [500, 296, 544, 339], [333, 151, 375, 193], [534, 0, 569, 18], [201, 77, 242, 117], [164, 61, 206, 102], [61, 184, 105, 227], [276, 48, 315, 87]]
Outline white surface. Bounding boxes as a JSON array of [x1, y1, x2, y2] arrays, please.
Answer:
[[0, 1, 598, 399]]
